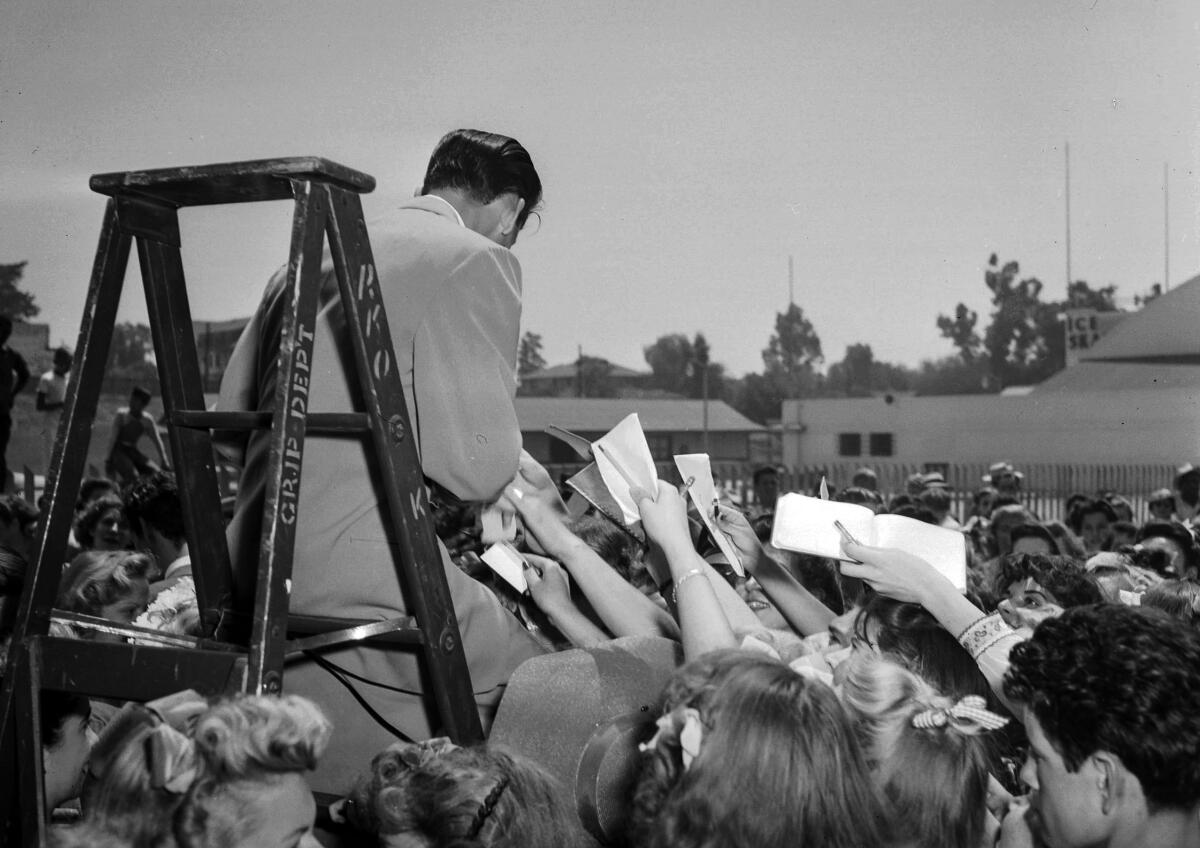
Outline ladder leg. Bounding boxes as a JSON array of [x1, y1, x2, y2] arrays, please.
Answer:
[[325, 185, 484, 744], [15, 638, 47, 846], [125, 195, 236, 637], [0, 200, 132, 841], [245, 180, 329, 694]]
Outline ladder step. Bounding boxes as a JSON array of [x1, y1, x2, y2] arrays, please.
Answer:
[[90, 157, 375, 207], [172, 410, 370, 433]]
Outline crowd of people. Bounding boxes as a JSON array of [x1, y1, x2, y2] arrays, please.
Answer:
[[2, 129, 1199, 848]]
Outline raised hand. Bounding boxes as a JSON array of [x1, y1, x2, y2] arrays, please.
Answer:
[[837, 540, 952, 606], [631, 480, 693, 555]]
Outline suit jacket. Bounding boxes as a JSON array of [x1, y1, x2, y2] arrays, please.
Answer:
[[218, 196, 543, 789]]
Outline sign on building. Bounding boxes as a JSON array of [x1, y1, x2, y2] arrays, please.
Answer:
[[1064, 309, 1125, 367]]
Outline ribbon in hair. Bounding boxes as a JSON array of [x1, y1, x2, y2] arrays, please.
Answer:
[[143, 689, 208, 793], [395, 736, 460, 770], [467, 774, 510, 839], [638, 707, 704, 770], [911, 695, 1008, 733]]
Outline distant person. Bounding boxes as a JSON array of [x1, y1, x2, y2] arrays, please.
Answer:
[[104, 387, 168, 484], [1147, 487, 1176, 523], [123, 471, 190, 597], [983, 461, 1022, 499], [851, 466, 878, 492], [1173, 463, 1200, 525], [36, 347, 72, 475], [0, 315, 31, 493]]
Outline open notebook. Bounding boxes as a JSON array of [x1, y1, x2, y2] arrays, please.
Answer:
[[770, 493, 967, 592]]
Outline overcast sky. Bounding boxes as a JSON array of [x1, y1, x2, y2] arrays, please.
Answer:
[[2, 0, 1197, 376]]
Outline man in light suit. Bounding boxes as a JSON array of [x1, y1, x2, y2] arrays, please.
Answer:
[[218, 129, 545, 790]]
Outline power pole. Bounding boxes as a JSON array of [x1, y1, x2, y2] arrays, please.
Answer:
[[1065, 142, 1072, 299]]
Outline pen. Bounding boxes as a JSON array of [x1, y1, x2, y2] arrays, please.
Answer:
[[833, 520, 861, 546]]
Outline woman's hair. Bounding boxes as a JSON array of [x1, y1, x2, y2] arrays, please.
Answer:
[[1136, 521, 1200, 573], [1068, 498, 1117, 534], [81, 693, 329, 848], [174, 694, 331, 848], [1008, 523, 1060, 555], [992, 553, 1104, 609], [344, 741, 573, 848], [839, 652, 995, 848], [570, 512, 651, 591], [57, 550, 152, 617], [73, 495, 126, 549], [855, 594, 995, 706], [628, 650, 887, 848], [1044, 520, 1088, 560], [41, 690, 91, 750], [1141, 580, 1200, 628]]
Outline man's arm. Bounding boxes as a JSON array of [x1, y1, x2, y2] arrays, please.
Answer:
[[410, 245, 523, 502]]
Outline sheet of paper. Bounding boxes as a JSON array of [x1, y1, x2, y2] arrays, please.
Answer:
[[592, 413, 657, 525], [479, 504, 517, 545], [481, 542, 528, 594], [770, 493, 875, 561], [565, 464, 645, 544], [870, 515, 968, 592], [675, 453, 744, 576]]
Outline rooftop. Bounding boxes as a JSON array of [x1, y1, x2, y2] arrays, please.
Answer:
[[515, 397, 764, 433]]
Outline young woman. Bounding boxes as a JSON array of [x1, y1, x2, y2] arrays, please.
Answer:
[[57, 550, 153, 638], [838, 651, 1006, 848], [338, 739, 577, 847], [61, 690, 330, 848], [72, 496, 134, 553], [628, 649, 888, 848]]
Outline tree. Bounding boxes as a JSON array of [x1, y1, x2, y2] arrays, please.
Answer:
[[643, 332, 725, 399], [0, 261, 39, 319], [936, 304, 982, 362], [110, 322, 154, 368], [643, 333, 694, 395], [577, 355, 617, 398], [1134, 283, 1162, 308], [761, 303, 823, 397], [517, 331, 546, 377]]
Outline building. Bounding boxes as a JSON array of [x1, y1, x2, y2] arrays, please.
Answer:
[[780, 273, 1200, 497], [9, 321, 51, 376], [194, 317, 251, 391], [517, 397, 765, 466], [518, 359, 654, 397]]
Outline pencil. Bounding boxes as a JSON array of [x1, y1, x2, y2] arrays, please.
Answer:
[[596, 443, 641, 490]]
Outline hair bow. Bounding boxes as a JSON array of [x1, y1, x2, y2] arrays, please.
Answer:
[[638, 707, 704, 770], [396, 736, 460, 770], [912, 695, 1008, 733], [144, 689, 208, 793]]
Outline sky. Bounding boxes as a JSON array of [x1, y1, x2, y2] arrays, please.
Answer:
[[2, 0, 1197, 377]]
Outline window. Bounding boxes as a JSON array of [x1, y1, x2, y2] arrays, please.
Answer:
[[838, 433, 862, 457], [869, 433, 894, 457]]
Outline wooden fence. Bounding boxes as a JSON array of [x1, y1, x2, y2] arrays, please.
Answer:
[[543, 460, 1180, 524]]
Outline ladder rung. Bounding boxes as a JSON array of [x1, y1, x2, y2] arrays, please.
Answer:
[[50, 611, 243, 652], [286, 615, 423, 655], [172, 410, 370, 434], [90, 157, 375, 207], [33, 636, 244, 700]]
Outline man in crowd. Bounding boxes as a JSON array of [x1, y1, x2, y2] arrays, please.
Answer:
[[1173, 462, 1200, 524], [36, 347, 71, 475], [0, 316, 30, 493], [1002, 605, 1200, 847], [219, 129, 545, 789], [123, 471, 190, 595]]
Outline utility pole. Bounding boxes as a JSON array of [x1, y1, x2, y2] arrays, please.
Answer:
[[788, 255, 795, 305], [1065, 142, 1072, 299], [576, 344, 583, 397], [1164, 161, 1170, 291]]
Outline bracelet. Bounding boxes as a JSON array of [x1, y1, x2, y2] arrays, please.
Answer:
[[672, 567, 708, 605]]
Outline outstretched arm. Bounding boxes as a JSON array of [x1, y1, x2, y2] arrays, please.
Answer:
[[523, 554, 610, 649], [715, 505, 836, 636], [506, 482, 678, 640], [635, 480, 736, 660]]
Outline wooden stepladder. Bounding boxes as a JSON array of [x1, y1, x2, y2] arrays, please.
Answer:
[[0, 158, 484, 845]]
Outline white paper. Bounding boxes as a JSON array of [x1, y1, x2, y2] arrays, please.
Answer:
[[592, 413, 657, 525], [480, 504, 517, 545], [675, 453, 744, 576], [481, 542, 528, 594]]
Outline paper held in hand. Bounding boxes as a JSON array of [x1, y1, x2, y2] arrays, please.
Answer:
[[674, 453, 744, 576], [770, 493, 968, 592], [591, 413, 657, 525]]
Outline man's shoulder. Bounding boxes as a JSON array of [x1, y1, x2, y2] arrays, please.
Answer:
[[370, 207, 518, 284]]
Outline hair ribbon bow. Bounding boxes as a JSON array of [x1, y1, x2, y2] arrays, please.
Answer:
[[912, 695, 1008, 732]]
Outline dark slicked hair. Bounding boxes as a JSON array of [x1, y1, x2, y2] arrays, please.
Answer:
[[421, 129, 542, 230], [123, 470, 185, 546], [1004, 605, 1200, 809]]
